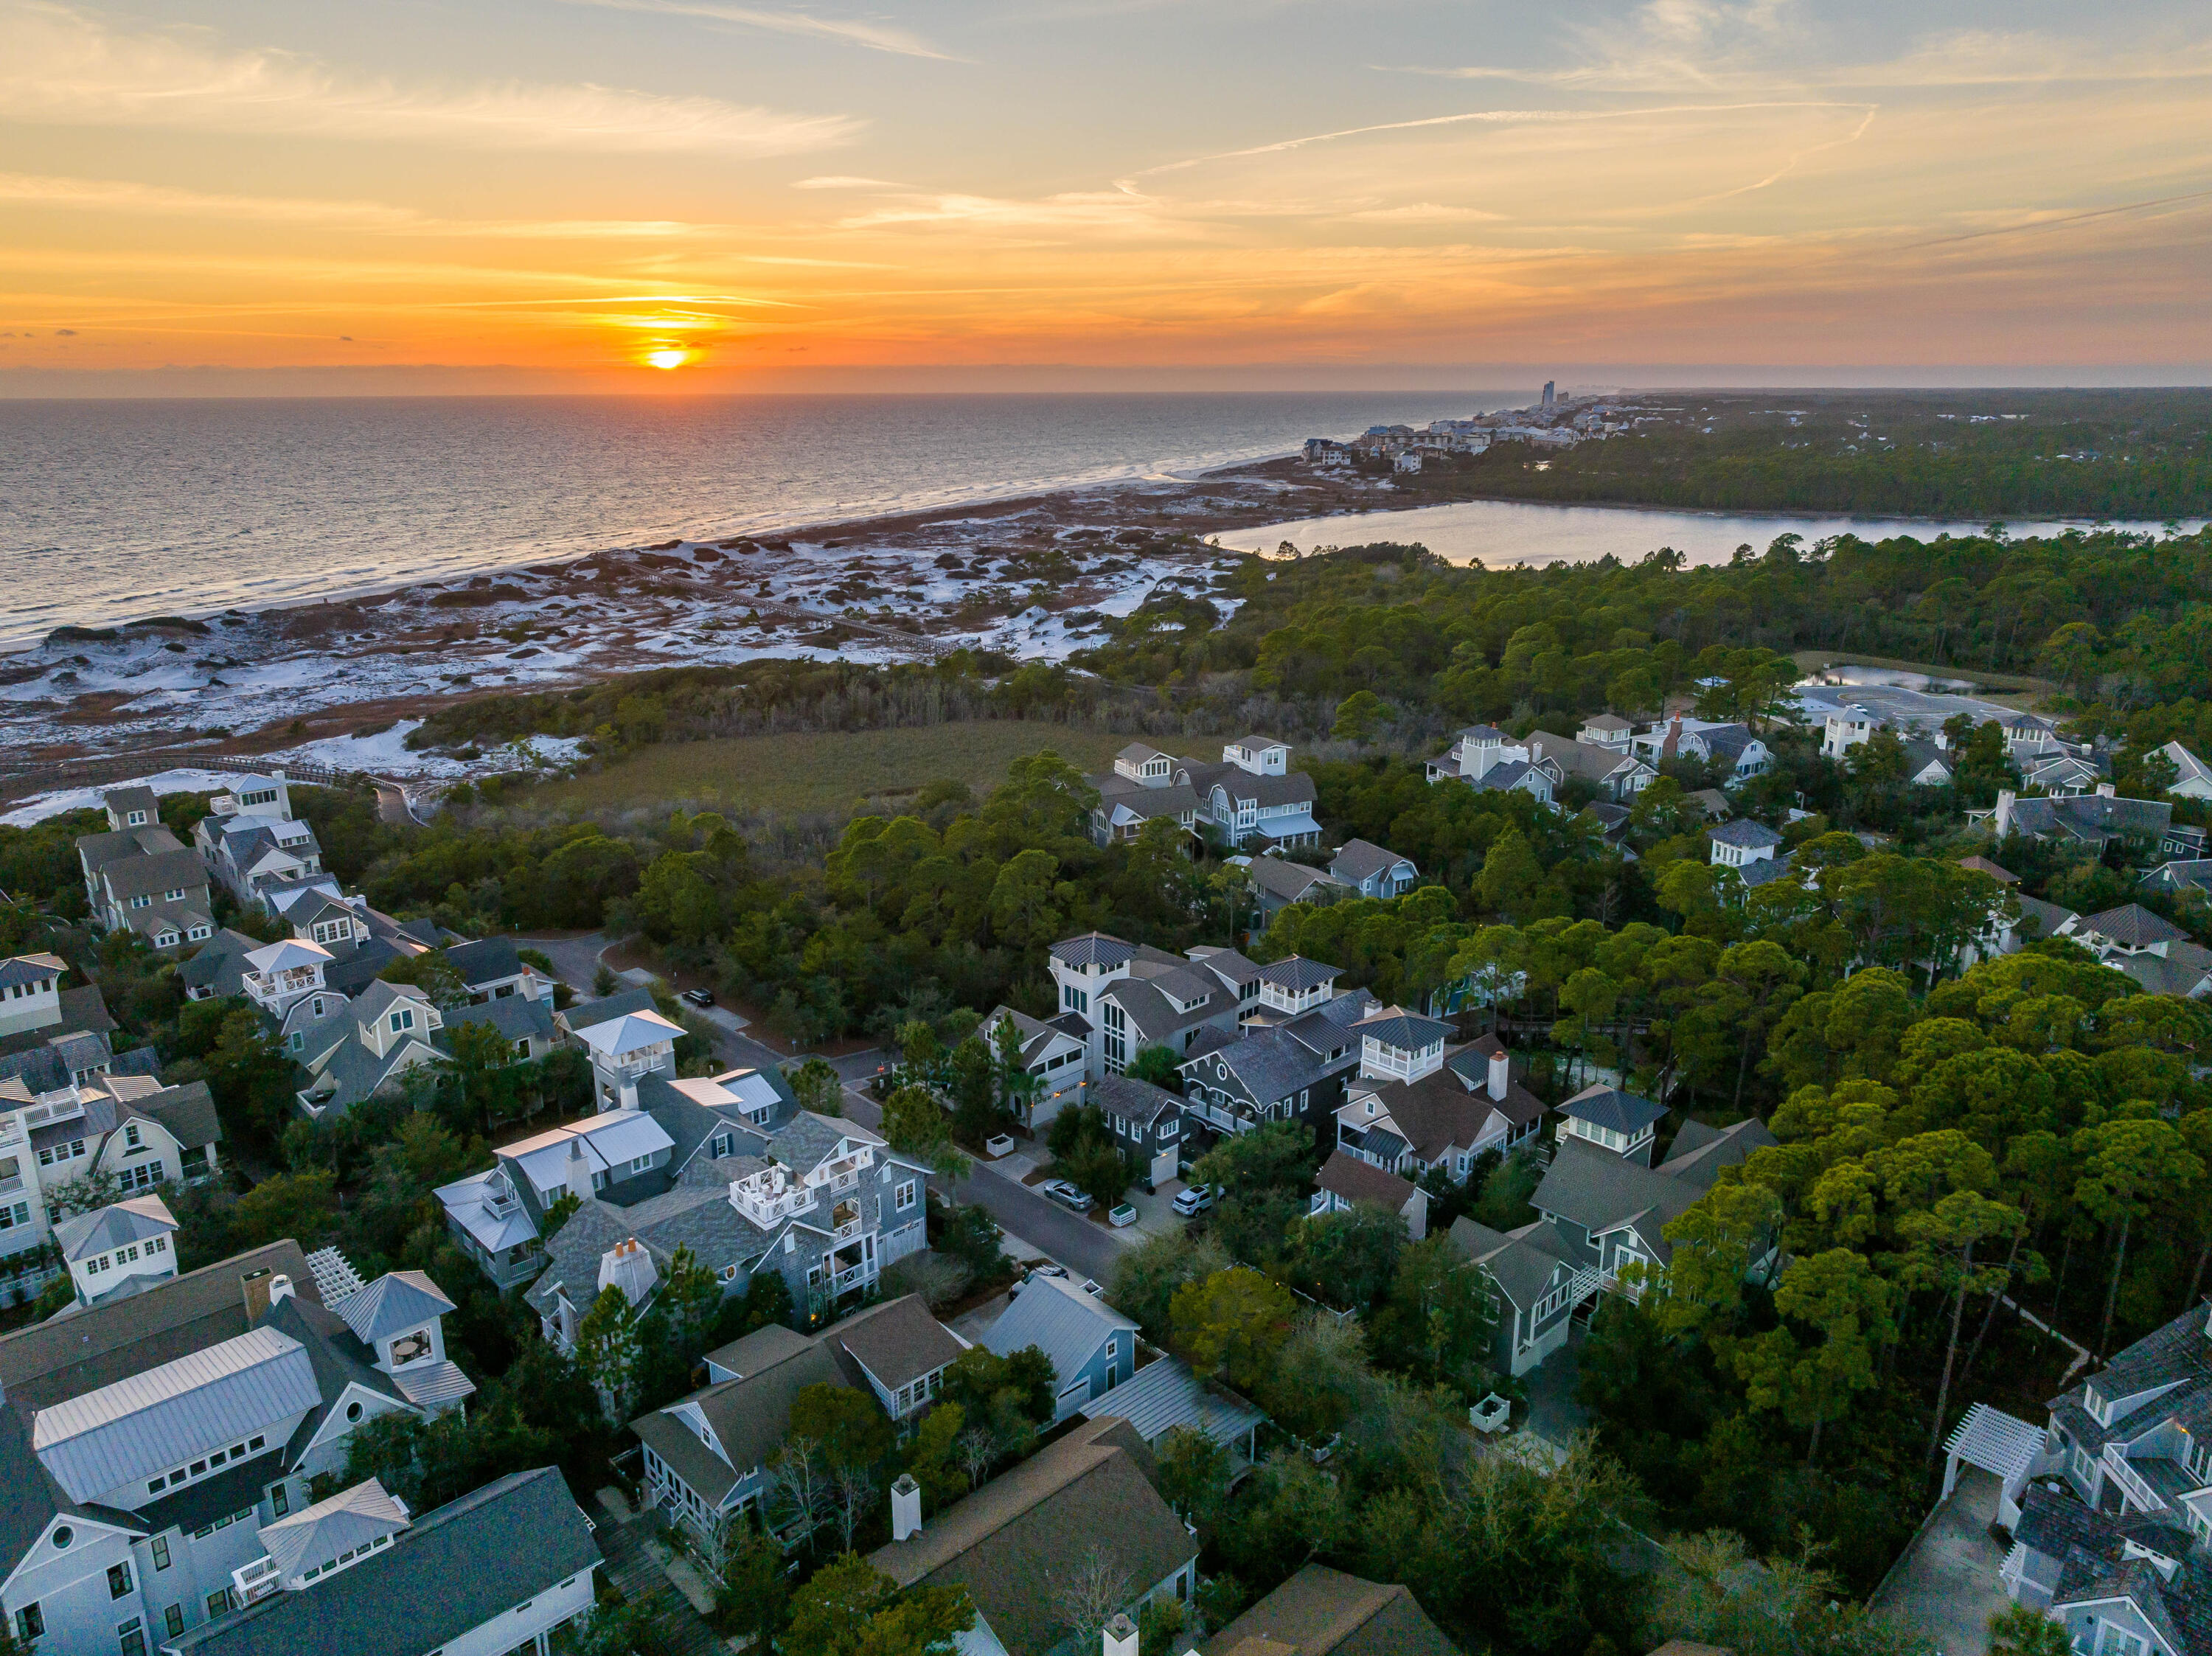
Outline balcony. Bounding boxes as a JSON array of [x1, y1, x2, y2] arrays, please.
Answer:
[[831, 1261, 875, 1293], [2101, 1442, 2166, 1513], [830, 1217, 865, 1242], [232, 1554, 282, 1605]]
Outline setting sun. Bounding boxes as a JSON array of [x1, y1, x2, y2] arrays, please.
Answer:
[[645, 347, 691, 371]]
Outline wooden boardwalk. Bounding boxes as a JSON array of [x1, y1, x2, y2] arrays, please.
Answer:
[[597, 1514, 730, 1656]]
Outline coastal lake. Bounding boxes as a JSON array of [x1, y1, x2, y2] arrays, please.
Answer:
[[1211, 498, 2206, 569]]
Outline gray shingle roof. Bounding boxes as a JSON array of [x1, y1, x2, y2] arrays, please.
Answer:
[[1709, 818, 1784, 849], [834, 1295, 966, 1394], [1329, 839, 1415, 886], [1180, 1026, 1326, 1106], [1447, 1216, 1577, 1312], [1050, 933, 1136, 970], [1243, 857, 1346, 904], [1257, 956, 1339, 992], [1355, 1011, 1451, 1051], [0, 953, 65, 990], [1560, 1084, 1666, 1135], [1091, 1074, 1183, 1130], [443, 936, 522, 986], [2081, 904, 2190, 950], [1315, 1150, 1416, 1210], [170, 1467, 601, 1656], [1208, 1564, 1464, 1656], [443, 995, 556, 1046], [1532, 1140, 1705, 1262]]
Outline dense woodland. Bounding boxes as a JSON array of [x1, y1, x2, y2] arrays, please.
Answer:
[[7, 521, 2212, 1650], [1380, 390, 2212, 518]]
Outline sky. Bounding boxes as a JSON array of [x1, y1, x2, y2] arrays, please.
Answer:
[[1, 0, 2208, 393]]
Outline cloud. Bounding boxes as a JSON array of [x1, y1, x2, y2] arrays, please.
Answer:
[[1338, 202, 1509, 223], [557, 0, 962, 61], [792, 175, 907, 189], [0, 2, 859, 156]]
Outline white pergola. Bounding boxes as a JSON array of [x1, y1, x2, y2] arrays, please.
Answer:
[[1943, 1402, 2046, 1501]]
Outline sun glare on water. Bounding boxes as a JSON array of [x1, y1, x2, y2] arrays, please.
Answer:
[[645, 347, 691, 370]]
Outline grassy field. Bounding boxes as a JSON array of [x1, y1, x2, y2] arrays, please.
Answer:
[[533, 720, 1133, 816]]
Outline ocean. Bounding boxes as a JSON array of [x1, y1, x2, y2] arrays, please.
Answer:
[[0, 390, 1528, 651]]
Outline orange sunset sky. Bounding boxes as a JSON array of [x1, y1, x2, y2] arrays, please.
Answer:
[[1, 0, 2208, 393]]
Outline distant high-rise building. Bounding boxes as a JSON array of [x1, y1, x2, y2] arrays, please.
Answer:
[[1542, 380, 1555, 408]]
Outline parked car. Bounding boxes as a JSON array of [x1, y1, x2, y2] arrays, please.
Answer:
[[1106, 1202, 1139, 1228], [1041, 1179, 1092, 1212], [1029, 1263, 1070, 1281], [1171, 1183, 1221, 1217], [681, 987, 714, 1008]]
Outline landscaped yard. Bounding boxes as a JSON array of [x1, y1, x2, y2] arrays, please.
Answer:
[[532, 719, 1133, 816]]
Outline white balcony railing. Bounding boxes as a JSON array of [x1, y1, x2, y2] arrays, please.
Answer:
[[2101, 1443, 2166, 1513], [232, 1555, 282, 1604], [832, 1262, 874, 1293]]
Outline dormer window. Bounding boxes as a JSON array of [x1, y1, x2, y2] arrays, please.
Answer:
[[389, 1009, 414, 1034]]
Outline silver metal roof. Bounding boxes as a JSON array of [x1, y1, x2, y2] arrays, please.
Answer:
[[1079, 1354, 1263, 1449], [332, 1271, 453, 1346], [30, 1326, 320, 1502]]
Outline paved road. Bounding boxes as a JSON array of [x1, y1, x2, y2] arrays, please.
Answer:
[[839, 1082, 1124, 1284], [521, 930, 787, 1074]]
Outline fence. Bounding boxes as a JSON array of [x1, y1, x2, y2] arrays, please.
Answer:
[[0, 750, 367, 803]]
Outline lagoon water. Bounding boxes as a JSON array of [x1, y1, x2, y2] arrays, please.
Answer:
[[1211, 497, 2204, 570]]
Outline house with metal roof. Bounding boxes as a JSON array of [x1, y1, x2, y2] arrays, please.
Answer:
[[0, 1227, 473, 1656], [1327, 838, 1421, 898], [556, 987, 685, 1110], [987, 1273, 1137, 1422], [1046, 933, 1246, 1080], [1077, 1354, 1262, 1479], [166, 1466, 600, 1656], [1208, 1563, 1462, 1656], [633, 1295, 965, 1542], [869, 1415, 1197, 1656]]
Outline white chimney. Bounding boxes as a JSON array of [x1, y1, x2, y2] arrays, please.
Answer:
[[2096, 782, 2117, 799], [598, 1237, 658, 1306], [566, 1141, 594, 1202], [1994, 790, 2017, 838], [1488, 1049, 1509, 1103], [891, 1474, 922, 1542], [1104, 1612, 1138, 1656], [268, 1274, 295, 1307]]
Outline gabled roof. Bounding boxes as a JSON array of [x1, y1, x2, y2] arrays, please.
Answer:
[[442, 936, 523, 986], [1329, 839, 1416, 886], [1315, 1150, 1416, 1211], [99, 847, 212, 901], [636, 1335, 850, 1502], [833, 1295, 967, 1395], [1531, 1139, 1705, 1262], [1091, 1074, 1183, 1131], [1180, 1025, 1327, 1106], [1187, 947, 1265, 989], [0, 953, 65, 990], [1560, 1083, 1666, 1136], [1242, 856, 1346, 904], [1958, 855, 2018, 883], [1208, 1564, 1463, 1656], [869, 1416, 1192, 1656], [171, 1467, 601, 1656], [1447, 1216, 1579, 1311], [985, 1273, 1135, 1382]]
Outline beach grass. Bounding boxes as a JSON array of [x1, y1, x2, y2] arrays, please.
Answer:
[[531, 720, 1132, 817]]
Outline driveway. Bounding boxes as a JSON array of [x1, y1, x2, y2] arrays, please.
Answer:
[[840, 1082, 1124, 1284], [1869, 1467, 2009, 1656], [521, 931, 789, 1076]]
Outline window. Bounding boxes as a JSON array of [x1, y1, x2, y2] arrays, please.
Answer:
[[125, 1124, 142, 1149], [118, 1618, 147, 1656], [389, 1009, 414, 1033], [269, 1483, 288, 1517], [390, 1329, 432, 1365], [346, 1400, 364, 1422], [152, 1535, 170, 1570], [629, 1155, 652, 1175], [15, 1604, 42, 1641], [164, 1605, 185, 1639], [896, 1180, 917, 1212], [0, 1203, 27, 1231], [109, 1561, 133, 1598], [51, 1527, 72, 1550], [206, 1590, 233, 1618]]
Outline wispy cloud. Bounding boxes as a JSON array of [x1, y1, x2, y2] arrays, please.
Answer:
[[0, 1, 860, 155], [792, 175, 908, 189], [557, 0, 963, 61]]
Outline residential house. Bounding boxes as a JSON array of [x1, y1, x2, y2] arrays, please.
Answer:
[[1999, 1482, 2200, 1627], [868, 1415, 1198, 1656], [1531, 1123, 1779, 1301], [987, 1273, 1138, 1422], [237, 939, 334, 1020], [2157, 740, 2212, 801], [1046, 934, 1247, 1080], [2068, 905, 2212, 998], [1087, 737, 1321, 850], [291, 981, 446, 1119], [0, 1072, 223, 1295], [1446, 1214, 1591, 1377], [1328, 840, 1421, 899], [1077, 1357, 1262, 1482], [1526, 731, 1655, 801], [557, 987, 686, 1110], [1207, 1564, 1463, 1656], [1089, 1074, 1184, 1191], [524, 1110, 931, 1344], [1577, 714, 1635, 751], [1960, 856, 2019, 886], [1241, 854, 1352, 922], [1684, 788, 1733, 823], [1558, 1083, 1668, 1164], [1425, 726, 1557, 805], [442, 991, 557, 1065], [164, 1467, 599, 1656], [442, 936, 554, 1005], [1708, 818, 1784, 874], [56, 1192, 180, 1309], [0, 1229, 472, 1655], [1902, 739, 1957, 787], [1332, 1032, 1547, 1185], [1310, 1151, 1427, 1239], [77, 792, 215, 953], [976, 1006, 1088, 1130], [1679, 722, 1771, 780], [178, 931, 265, 1004], [1176, 963, 1377, 1152], [1984, 787, 2174, 852], [192, 773, 331, 914], [635, 1297, 965, 1542], [0, 953, 153, 1102], [2142, 860, 2212, 904], [2164, 826, 2211, 862], [2024, 751, 2105, 797]]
